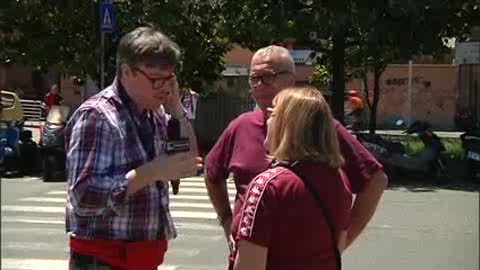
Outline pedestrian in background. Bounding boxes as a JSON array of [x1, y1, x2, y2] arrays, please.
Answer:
[[169, 86, 201, 194], [43, 84, 63, 112], [344, 90, 365, 130], [181, 87, 199, 130], [65, 26, 200, 270]]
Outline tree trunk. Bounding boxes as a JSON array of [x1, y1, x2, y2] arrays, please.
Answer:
[[331, 29, 346, 123], [369, 66, 382, 134], [362, 70, 372, 109]]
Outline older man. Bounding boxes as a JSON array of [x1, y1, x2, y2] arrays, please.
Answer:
[[205, 45, 387, 252], [66, 26, 199, 269]]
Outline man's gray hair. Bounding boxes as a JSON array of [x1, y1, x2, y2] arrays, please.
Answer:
[[254, 45, 295, 74], [116, 26, 181, 77]]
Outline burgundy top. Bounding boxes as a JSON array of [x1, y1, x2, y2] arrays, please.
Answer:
[[229, 162, 353, 270], [205, 110, 382, 200]]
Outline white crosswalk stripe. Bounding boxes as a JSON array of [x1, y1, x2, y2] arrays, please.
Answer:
[[1, 176, 237, 270]]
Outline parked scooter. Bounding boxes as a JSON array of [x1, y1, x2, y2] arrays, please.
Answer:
[[460, 129, 480, 179], [39, 105, 71, 182], [356, 120, 449, 183], [0, 124, 40, 177], [0, 122, 23, 177]]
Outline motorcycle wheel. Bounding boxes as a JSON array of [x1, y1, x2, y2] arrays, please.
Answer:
[[466, 159, 480, 180], [42, 150, 66, 182], [2, 155, 23, 178], [432, 159, 450, 185]]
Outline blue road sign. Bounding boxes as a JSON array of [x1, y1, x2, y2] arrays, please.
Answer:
[[100, 1, 115, 33]]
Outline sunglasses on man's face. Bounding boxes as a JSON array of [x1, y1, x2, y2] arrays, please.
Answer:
[[248, 70, 291, 87], [131, 66, 175, 89]]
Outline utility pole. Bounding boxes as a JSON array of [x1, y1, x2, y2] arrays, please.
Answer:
[[456, 25, 480, 127], [99, 0, 115, 89]]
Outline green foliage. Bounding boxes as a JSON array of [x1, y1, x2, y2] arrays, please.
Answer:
[[345, 0, 475, 132], [1, 0, 475, 97], [387, 135, 464, 160], [0, 0, 99, 73], [310, 63, 332, 94], [0, 0, 230, 92], [220, 0, 475, 124]]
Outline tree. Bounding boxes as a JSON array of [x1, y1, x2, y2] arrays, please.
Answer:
[[0, 0, 230, 92], [310, 63, 332, 95], [220, 0, 476, 127], [347, 0, 476, 133], [220, 0, 351, 122]]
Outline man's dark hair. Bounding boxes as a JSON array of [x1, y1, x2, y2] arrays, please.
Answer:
[[116, 26, 181, 77]]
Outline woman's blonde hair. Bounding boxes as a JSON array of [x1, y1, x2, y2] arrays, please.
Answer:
[[267, 87, 344, 168]]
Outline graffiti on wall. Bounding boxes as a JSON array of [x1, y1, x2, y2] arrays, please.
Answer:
[[385, 76, 431, 88]]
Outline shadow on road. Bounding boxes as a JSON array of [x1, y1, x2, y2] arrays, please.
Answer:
[[387, 178, 480, 193], [385, 158, 480, 193]]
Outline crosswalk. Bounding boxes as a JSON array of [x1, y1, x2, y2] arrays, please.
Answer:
[[1, 176, 237, 270]]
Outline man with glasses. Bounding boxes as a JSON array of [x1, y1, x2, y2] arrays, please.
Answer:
[[205, 45, 387, 254], [66, 26, 200, 269]]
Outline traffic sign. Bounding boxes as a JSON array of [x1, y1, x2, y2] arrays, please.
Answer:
[[100, 1, 115, 33]]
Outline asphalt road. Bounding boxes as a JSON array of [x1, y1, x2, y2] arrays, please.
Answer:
[[1, 176, 478, 270]]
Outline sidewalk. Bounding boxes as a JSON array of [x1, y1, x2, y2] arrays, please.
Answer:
[[355, 129, 463, 138], [25, 120, 463, 140]]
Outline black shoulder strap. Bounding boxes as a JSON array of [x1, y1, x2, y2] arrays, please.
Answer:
[[275, 161, 342, 270]]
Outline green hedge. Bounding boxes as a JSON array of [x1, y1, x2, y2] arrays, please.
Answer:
[[381, 135, 464, 160]]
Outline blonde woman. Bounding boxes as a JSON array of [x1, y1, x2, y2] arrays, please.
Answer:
[[229, 87, 352, 270]]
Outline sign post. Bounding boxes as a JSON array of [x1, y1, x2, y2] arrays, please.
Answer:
[[456, 26, 480, 126], [407, 60, 413, 126], [99, 1, 115, 89]]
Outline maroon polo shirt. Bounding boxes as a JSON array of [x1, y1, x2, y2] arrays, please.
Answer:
[[205, 110, 382, 200], [229, 163, 353, 270]]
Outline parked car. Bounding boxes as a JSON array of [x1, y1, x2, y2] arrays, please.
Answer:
[[39, 105, 71, 182]]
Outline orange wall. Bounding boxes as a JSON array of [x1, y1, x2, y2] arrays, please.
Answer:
[[224, 44, 314, 82], [224, 44, 254, 65], [347, 64, 458, 129]]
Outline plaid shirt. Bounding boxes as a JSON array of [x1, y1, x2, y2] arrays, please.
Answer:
[[65, 79, 176, 241]]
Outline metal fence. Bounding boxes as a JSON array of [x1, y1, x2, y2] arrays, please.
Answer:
[[1, 96, 43, 121], [20, 99, 44, 121], [196, 95, 256, 155]]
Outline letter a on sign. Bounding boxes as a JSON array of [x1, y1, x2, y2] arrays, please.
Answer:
[[100, 2, 115, 33]]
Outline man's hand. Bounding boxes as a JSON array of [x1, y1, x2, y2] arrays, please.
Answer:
[[126, 154, 202, 196], [163, 76, 184, 118]]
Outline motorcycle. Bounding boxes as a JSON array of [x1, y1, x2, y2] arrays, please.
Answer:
[[356, 120, 449, 183], [0, 124, 40, 177], [39, 105, 71, 182], [460, 130, 480, 179], [0, 122, 22, 177], [19, 129, 41, 175]]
